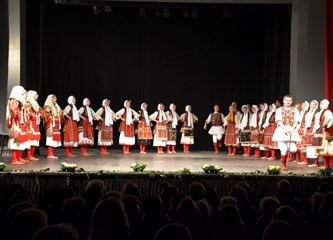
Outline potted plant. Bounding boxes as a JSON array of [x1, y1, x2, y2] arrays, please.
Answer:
[[266, 166, 282, 175], [130, 162, 147, 172], [0, 162, 6, 171], [60, 162, 77, 172], [202, 164, 222, 174]]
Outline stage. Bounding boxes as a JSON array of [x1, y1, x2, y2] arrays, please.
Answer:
[[0, 148, 332, 205], [0, 148, 321, 174]]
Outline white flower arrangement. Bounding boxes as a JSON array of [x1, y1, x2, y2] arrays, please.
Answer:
[[0, 162, 6, 171], [130, 162, 147, 172], [202, 164, 222, 174], [60, 162, 77, 172]]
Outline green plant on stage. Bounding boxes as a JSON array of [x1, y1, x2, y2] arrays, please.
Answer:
[[266, 166, 282, 175], [0, 162, 6, 171], [318, 167, 333, 177], [60, 162, 77, 172], [130, 162, 147, 172], [202, 164, 222, 174]]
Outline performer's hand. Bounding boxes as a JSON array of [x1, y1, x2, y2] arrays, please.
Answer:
[[204, 125, 207, 130]]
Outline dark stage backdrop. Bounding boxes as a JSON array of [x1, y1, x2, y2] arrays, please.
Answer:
[[25, 0, 291, 150]]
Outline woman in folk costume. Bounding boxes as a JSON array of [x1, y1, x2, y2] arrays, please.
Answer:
[[150, 103, 168, 153], [78, 98, 96, 156], [43, 94, 62, 159], [261, 103, 278, 160], [204, 104, 225, 154], [296, 100, 319, 166], [239, 105, 252, 157], [137, 102, 153, 154], [116, 100, 139, 154], [63, 96, 80, 157], [295, 101, 310, 164], [312, 99, 333, 169], [180, 105, 198, 153], [166, 103, 180, 153], [7, 86, 28, 164], [25, 90, 42, 161], [223, 105, 240, 156], [95, 99, 116, 154], [258, 103, 268, 158], [249, 105, 260, 157], [272, 95, 302, 170]]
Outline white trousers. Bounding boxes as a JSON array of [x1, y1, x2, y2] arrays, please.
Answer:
[[278, 141, 297, 156]]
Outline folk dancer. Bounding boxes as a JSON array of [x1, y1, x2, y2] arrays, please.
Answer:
[[258, 103, 268, 158], [312, 99, 333, 169], [7, 86, 28, 164], [180, 105, 198, 153], [43, 94, 63, 159], [272, 95, 301, 170], [300, 100, 319, 166], [150, 104, 168, 153], [250, 105, 261, 157], [78, 98, 96, 156], [137, 102, 153, 154], [204, 104, 225, 154], [165, 103, 180, 153], [95, 99, 116, 154], [223, 105, 240, 156], [26, 90, 42, 161], [295, 101, 310, 164], [261, 103, 278, 160], [239, 105, 251, 157], [116, 100, 139, 154]]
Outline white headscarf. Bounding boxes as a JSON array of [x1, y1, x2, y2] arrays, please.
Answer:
[[185, 105, 193, 127], [68, 96, 79, 121], [240, 105, 249, 129], [157, 104, 167, 122], [141, 103, 150, 126], [263, 104, 276, 128], [83, 98, 93, 124], [169, 103, 178, 128], [124, 100, 133, 125], [27, 90, 41, 125], [7, 85, 25, 122], [103, 99, 113, 126], [250, 105, 259, 128]]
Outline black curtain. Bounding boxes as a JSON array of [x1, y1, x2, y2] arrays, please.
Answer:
[[0, 0, 9, 135], [26, 0, 291, 150]]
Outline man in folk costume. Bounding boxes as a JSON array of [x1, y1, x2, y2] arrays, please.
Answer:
[[150, 103, 168, 153], [43, 94, 62, 159], [258, 103, 268, 158], [180, 105, 198, 153], [26, 90, 42, 161], [272, 95, 301, 170], [63, 96, 80, 157], [78, 98, 96, 156], [95, 99, 116, 154], [261, 103, 278, 160], [204, 104, 225, 154], [297, 100, 318, 166], [137, 102, 153, 154], [166, 103, 180, 153], [116, 100, 139, 154], [224, 105, 240, 156], [7, 86, 28, 164], [250, 105, 260, 157], [239, 105, 252, 157], [312, 99, 333, 169], [287, 102, 303, 162]]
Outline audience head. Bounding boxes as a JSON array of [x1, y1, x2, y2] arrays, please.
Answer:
[[154, 223, 192, 240]]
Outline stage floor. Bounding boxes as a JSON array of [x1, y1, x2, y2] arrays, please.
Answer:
[[0, 148, 320, 174]]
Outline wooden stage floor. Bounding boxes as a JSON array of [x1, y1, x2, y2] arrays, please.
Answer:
[[0, 148, 320, 174]]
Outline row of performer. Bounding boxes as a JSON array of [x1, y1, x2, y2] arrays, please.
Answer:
[[6, 86, 333, 170]]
